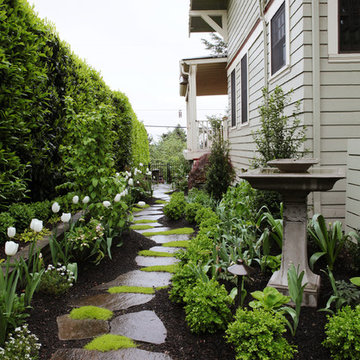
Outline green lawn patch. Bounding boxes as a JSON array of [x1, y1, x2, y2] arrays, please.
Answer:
[[130, 224, 154, 230], [142, 227, 194, 237], [138, 250, 174, 257], [140, 265, 177, 273], [131, 207, 143, 212], [69, 306, 113, 321], [155, 200, 168, 204], [133, 219, 157, 224], [84, 334, 136, 352], [163, 240, 190, 248], [136, 203, 150, 209], [108, 286, 156, 294]]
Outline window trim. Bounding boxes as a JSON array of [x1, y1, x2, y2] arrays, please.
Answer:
[[240, 54, 248, 125], [328, 0, 360, 62], [230, 69, 237, 128], [269, 0, 290, 79]]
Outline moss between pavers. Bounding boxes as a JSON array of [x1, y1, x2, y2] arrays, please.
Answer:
[[163, 240, 190, 248], [84, 334, 136, 352], [138, 250, 175, 257], [70, 306, 113, 321], [141, 227, 194, 237], [140, 265, 177, 273], [136, 203, 150, 209], [107, 285, 168, 294], [131, 207, 143, 212], [133, 219, 158, 224], [155, 200, 167, 204], [130, 224, 154, 230]]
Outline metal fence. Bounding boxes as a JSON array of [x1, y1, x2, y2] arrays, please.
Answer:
[[149, 162, 174, 183]]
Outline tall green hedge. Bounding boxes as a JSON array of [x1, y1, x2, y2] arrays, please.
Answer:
[[131, 118, 150, 166], [0, 0, 147, 209]]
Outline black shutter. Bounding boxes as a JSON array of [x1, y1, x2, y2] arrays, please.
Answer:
[[231, 70, 236, 127], [241, 54, 248, 124]]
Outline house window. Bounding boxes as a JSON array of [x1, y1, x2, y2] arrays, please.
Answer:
[[241, 54, 248, 124], [339, 0, 360, 53], [231, 70, 236, 127], [271, 2, 286, 75]]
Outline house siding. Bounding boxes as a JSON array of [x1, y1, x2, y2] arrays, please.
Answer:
[[226, 0, 360, 222]]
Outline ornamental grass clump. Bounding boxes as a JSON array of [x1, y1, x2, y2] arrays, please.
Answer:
[[226, 308, 297, 360], [84, 334, 136, 352], [70, 306, 113, 321]]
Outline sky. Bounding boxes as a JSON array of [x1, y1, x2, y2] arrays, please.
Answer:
[[28, 0, 228, 141]]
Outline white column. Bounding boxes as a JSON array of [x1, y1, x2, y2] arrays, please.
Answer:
[[188, 64, 198, 153]]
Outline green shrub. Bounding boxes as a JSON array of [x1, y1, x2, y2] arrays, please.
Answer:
[[226, 308, 297, 360], [185, 202, 202, 224], [163, 192, 186, 220], [70, 306, 113, 321], [8, 203, 35, 233], [0, 212, 16, 244], [187, 188, 214, 208], [30, 200, 52, 222], [323, 305, 360, 359], [184, 278, 233, 334], [195, 207, 215, 225], [179, 233, 214, 264]]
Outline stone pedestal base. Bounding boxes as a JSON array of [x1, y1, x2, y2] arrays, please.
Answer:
[[268, 272, 321, 307]]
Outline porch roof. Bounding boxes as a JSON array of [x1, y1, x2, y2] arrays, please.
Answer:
[[189, 0, 228, 33], [179, 56, 227, 97]]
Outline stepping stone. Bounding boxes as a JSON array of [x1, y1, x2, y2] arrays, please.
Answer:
[[134, 210, 163, 217], [135, 256, 179, 267], [72, 293, 155, 311], [150, 246, 183, 253], [151, 233, 191, 244], [135, 226, 172, 234], [133, 214, 163, 221], [131, 222, 161, 227], [110, 310, 167, 344], [51, 348, 173, 360], [57, 315, 109, 340], [93, 270, 172, 291]]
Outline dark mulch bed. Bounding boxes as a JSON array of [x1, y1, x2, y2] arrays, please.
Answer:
[[26, 208, 356, 360]]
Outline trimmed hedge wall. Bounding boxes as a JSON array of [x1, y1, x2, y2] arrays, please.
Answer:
[[0, 0, 148, 208]]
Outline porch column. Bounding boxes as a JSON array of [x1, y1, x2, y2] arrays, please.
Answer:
[[188, 64, 198, 153]]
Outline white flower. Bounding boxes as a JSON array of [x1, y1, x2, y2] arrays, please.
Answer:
[[124, 188, 128, 196], [5, 241, 19, 256], [115, 172, 120, 177], [30, 219, 43, 233], [128, 178, 134, 186], [72, 195, 79, 204], [146, 171, 152, 176], [7, 226, 16, 238], [82, 196, 90, 204], [52, 202, 60, 213], [114, 193, 121, 202], [137, 180, 140, 184], [139, 162, 143, 167], [138, 201, 146, 207], [103, 201, 111, 208], [61, 213, 71, 223]]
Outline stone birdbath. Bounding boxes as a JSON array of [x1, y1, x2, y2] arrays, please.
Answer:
[[240, 158, 345, 307]]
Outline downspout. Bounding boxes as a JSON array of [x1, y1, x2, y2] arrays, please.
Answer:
[[312, 1, 321, 214], [259, 0, 268, 90]]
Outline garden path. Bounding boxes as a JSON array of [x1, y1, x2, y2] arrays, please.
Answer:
[[51, 184, 190, 360]]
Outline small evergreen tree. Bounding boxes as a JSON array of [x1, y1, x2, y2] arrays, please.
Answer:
[[251, 86, 307, 168], [201, 33, 227, 56], [205, 117, 235, 201]]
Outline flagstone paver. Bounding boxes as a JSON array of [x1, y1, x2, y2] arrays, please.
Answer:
[[149, 246, 184, 253], [135, 255, 179, 267], [110, 310, 167, 344], [92, 270, 172, 290], [150, 233, 191, 244], [57, 315, 109, 340], [134, 226, 172, 234], [51, 348, 173, 360], [72, 292, 155, 311], [133, 214, 164, 221]]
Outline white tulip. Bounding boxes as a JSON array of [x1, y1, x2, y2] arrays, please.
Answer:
[[52, 202, 60, 213], [30, 219, 43, 233], [72, 195, 79, 204], [103, 201, 111, 208], [82, 196, 90, 204], [5, 241, 19, 256], [114, 194, 121, 202], [7, 227, 16, 238], [61, 213, 71, 223], [128, 178, 134, 186], [138, 201, 146, 207]]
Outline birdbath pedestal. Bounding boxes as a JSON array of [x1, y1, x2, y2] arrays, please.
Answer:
[[240, 159, 345, 307]]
